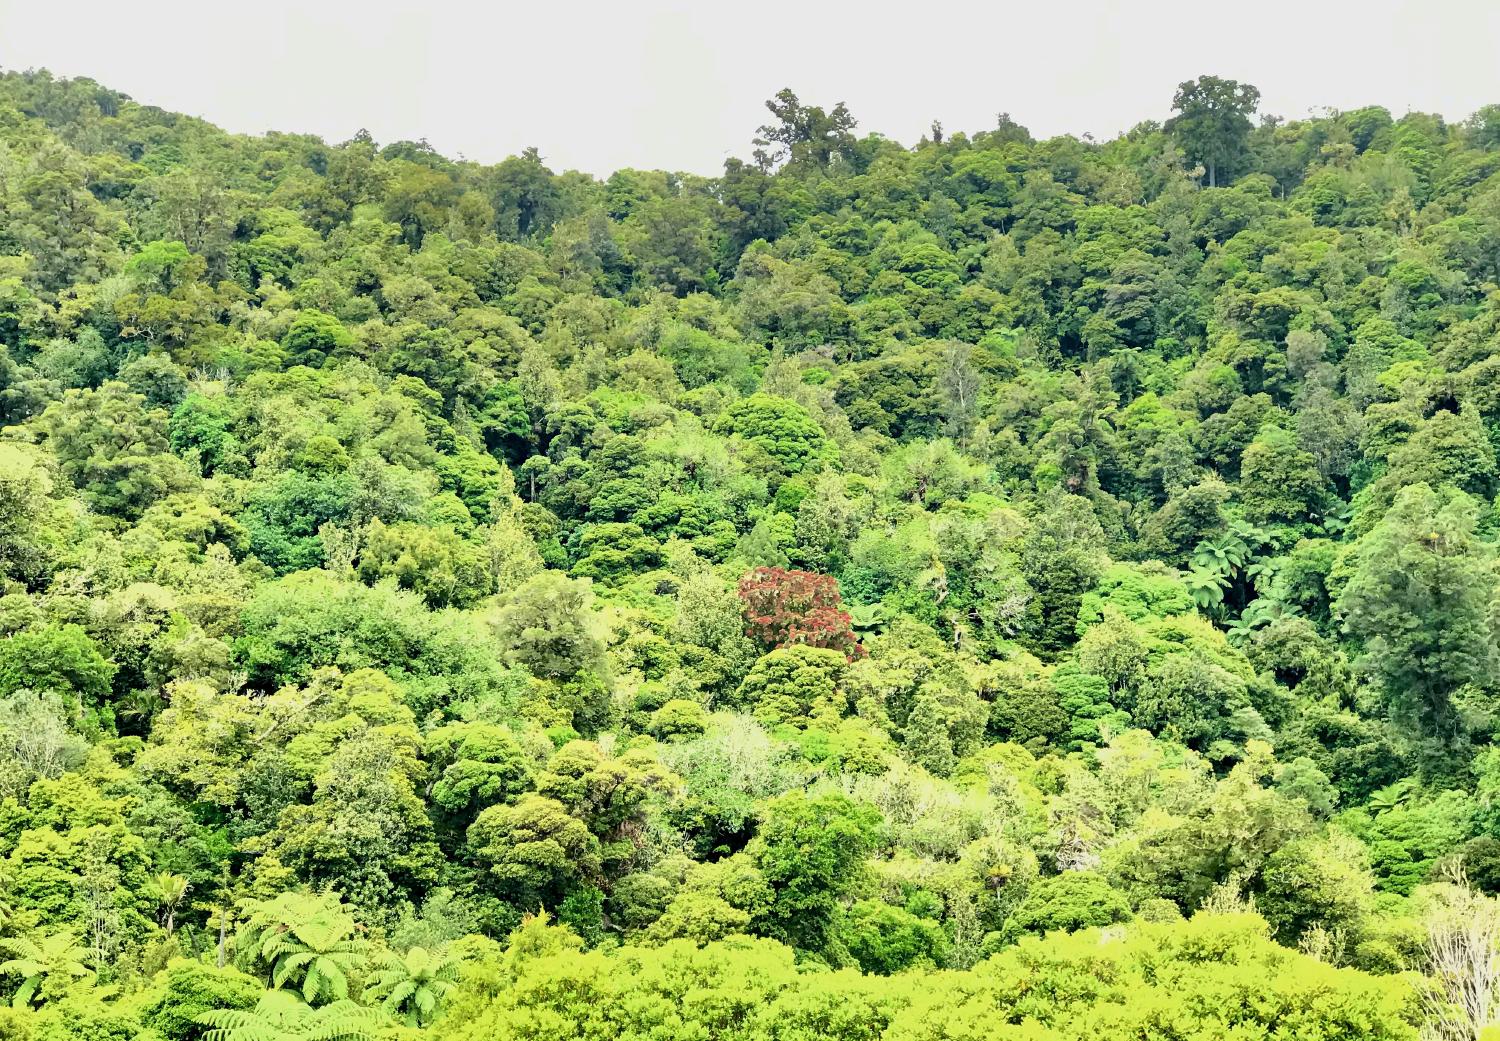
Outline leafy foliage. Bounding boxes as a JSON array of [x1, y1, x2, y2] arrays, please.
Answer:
[[0, 63, 1496, 1040]]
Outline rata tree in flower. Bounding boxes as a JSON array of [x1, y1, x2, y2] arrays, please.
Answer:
[[737, 566, 864, 659]]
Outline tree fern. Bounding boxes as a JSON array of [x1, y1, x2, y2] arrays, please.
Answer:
[[199, 990, 380, 1041], [362, 946, 463, 1027], [237, 893, 365, 1006], [0, 932, 93, 1008]]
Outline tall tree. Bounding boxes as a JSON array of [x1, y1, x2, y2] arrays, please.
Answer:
[[752, 89, 858, 172], [1166, 76, 1261, 187], [1335, 485, 1498, 753], [749, 790, 879, 956]]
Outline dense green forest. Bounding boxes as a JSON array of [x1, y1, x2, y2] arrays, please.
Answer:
[[5, 66, 1500, 1039]]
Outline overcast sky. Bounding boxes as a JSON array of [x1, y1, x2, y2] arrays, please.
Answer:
[[2, 0, 1498, 177]]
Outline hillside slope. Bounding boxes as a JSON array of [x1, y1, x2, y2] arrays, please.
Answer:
[[0, 67, 1497, 1038]]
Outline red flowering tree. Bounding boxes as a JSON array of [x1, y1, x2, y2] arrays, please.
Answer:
[[737, 566, 865, 659]]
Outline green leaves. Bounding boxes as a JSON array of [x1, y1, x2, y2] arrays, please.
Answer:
[[236, 894, 365, 1007], [1185, 566, 1229, 611], [1191, 536, 1245, 577], [748, 790, 880, 955], [198, 991, 381, 1041], [1335, 484, 1498, 747], [280, 311, 353, 369], [0, 931, 93, 1008], [432, 914, 1417, 1041], [362, 947, 462, 1028], [466, 794, 601, 906], [1166, 76, 1261, 187], [999, 870, 1131, 943], [10, 60, 1500, 1041], [715, 394, 833, 477]]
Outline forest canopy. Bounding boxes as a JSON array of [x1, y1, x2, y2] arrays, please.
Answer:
[[4, 66, 1500, 1039]]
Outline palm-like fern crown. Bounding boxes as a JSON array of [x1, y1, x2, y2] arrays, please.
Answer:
[[150, 871, 190, 903], [198, 990, 381, 1041], [0, 932, 93, 1008], [363, 946, 463, 1027], [237, 893, 365, 1006]]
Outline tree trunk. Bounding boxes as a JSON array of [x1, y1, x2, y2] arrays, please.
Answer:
[[1208, 161, 1217, 188], [217, 910, 227, 968]]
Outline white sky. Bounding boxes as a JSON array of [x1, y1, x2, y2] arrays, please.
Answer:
[[2, 0, 1498, 177]]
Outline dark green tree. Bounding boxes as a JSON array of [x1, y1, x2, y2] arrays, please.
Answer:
[[1166, 76, 1261, 187]]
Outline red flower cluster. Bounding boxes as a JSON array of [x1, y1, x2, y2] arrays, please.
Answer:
[[737, 566, 865, 659]]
